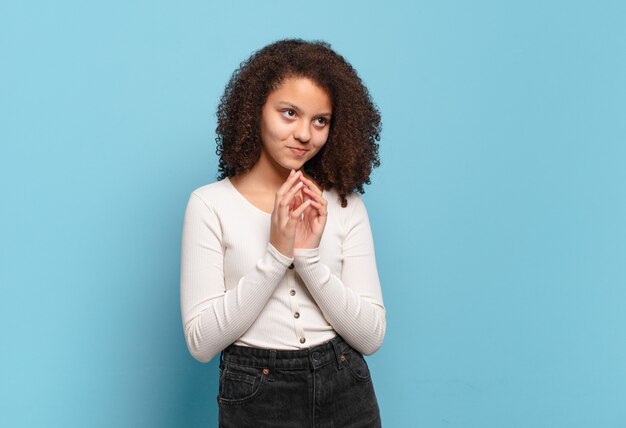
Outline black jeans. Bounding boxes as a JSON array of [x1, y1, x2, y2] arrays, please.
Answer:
[[217, 335, 382, 427]]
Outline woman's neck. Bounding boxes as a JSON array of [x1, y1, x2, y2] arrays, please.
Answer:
[[232, 153, 322, 194], [235, 157, 289, 194]]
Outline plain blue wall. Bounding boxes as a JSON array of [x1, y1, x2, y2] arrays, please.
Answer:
[[1, 1, 625, 426]]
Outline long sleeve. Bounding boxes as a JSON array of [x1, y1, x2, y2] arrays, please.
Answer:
[[293, 195, 386, 355], [180, 192, 293, 363]]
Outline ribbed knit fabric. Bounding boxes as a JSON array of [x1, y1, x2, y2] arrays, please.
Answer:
[[180, 177, 386, 363]]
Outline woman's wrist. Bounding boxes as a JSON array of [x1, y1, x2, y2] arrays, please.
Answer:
[[293, 247, 320, 263], [269, 241, 294, 259], [293, 246, 319, 254]]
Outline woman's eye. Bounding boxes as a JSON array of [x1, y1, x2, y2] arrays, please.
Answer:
[[315, 117, 328, 126], [282, 109, 296, 119]]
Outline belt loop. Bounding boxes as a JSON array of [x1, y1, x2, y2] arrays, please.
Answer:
[[330, 337, 343, 370], [268, 350, 276, 382]]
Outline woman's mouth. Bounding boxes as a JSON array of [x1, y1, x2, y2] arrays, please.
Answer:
[[289, 147, 308, 157]]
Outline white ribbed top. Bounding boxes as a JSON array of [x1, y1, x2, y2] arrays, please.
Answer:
[[180, 177, 386, 363]]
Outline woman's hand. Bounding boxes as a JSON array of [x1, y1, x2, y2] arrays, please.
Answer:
[[270, 170, 313, 258], [294, 175, 328, 250]]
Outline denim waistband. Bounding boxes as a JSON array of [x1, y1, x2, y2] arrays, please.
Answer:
[[221, 335, 351, 371]]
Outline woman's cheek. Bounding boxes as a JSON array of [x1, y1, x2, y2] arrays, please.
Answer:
[[275, 122, 293, 140], [315, 130, 330, 148]]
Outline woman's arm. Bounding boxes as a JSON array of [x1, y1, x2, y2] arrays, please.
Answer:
[[293, 195, 386, 355], [180, 192, 293, 363]]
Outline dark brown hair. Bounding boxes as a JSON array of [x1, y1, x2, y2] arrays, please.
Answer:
[[215, 38, 381, 207]]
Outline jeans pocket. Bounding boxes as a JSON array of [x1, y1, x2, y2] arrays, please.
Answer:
[[218, 363, 267, 405], [341, 348, 372, 382]]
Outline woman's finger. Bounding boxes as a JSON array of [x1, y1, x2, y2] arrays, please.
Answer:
[[290, 199, 312, 219], [277, 170, 302, 200], [289, 193, 298, 212], [281, 181, 304, 212], [304, 202, 316, 224], [298, 175, 322, 195], [302, 186, 327, 207], [301, 190, 327, 221], [309, 200, 327, 217]]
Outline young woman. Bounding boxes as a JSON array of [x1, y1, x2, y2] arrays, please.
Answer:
[[180, 39, 386, 427]]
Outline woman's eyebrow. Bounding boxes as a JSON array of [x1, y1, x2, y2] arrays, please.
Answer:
[[277, 101, 332, 117]]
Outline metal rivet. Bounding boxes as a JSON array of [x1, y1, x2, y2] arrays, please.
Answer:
[[262, 368, 269, 375], [340, 355, 346, 362]]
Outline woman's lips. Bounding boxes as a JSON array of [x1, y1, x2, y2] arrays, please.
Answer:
[[289, 147, 308, 156]]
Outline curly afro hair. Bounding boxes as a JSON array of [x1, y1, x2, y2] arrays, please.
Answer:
[[215, 38, 381, 207]]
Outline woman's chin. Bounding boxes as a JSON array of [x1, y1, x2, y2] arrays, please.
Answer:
[[278, 159, 306, 172]]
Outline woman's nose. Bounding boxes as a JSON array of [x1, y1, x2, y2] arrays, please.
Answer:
[[293, 121, 311, 143]]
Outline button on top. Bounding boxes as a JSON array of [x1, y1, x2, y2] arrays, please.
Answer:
[[289, 290, 296, 296], [312, 351, 320, 361], [299, 337, 306, 344], [288, 263, 294, 270], [294, 312, 300, 319]]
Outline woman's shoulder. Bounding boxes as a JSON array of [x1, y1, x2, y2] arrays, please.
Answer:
[[188, 178, 234, 210], [324, 189, 372, 236], [325, 188, 365, 208], [325, 189, 369, 223]]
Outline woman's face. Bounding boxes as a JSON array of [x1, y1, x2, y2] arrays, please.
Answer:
[[259, 76, 332, 172]]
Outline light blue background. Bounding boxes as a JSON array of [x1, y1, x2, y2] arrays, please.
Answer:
[[1, 1, 625, 427]]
